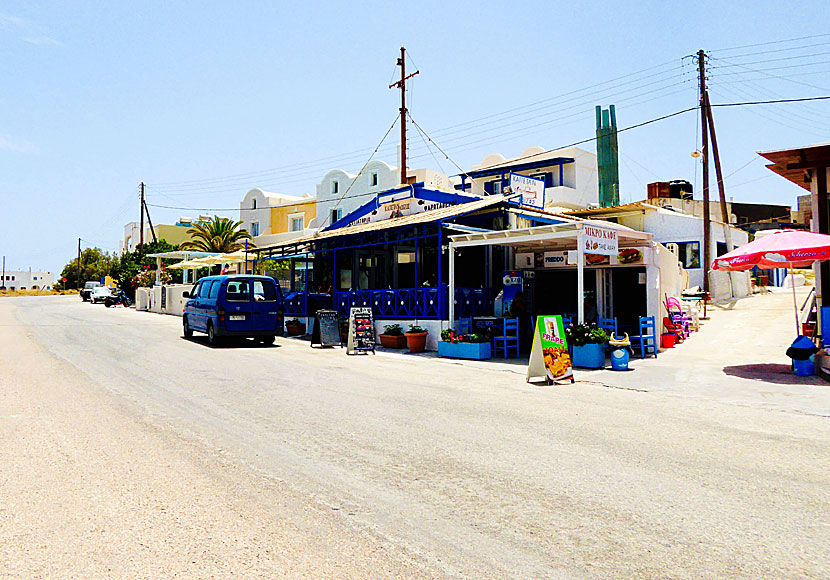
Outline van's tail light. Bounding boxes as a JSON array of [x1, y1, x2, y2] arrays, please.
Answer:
[[218, 306, 226, 323], [277, 308, 284, 325]]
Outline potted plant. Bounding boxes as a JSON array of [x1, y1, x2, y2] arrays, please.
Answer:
[[285, 318, 306, 336], [405, 324, 429, 353], [438, 329, 491, 360], [565, 323, 608, 368], [378, 323, 407, 348]]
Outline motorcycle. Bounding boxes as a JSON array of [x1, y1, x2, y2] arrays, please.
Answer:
[[104, 289, 132, 308]]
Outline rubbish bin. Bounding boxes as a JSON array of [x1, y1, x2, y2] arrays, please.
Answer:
[[608, 333, 631, 371], [787, 335, 818, 377]]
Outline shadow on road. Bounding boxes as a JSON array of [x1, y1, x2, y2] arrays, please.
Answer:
[[722, 363, 823, 385], [182, 336, 282, 349]]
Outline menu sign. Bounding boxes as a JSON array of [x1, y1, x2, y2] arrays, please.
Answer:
[[311, 310, 341, 348], [582, 225, 618, 256], [526, 315, 574, 385], [346, 307, 375, 355]]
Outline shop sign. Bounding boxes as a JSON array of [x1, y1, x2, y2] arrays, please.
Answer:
[[347, 196, 456, 226], [526, 315, 574, 384], [510, 173, 545, 209], [582, 225, 618, 256], [543, 251, 570, 267]]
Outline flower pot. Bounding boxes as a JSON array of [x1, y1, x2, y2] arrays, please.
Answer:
[[661, 333, 676, 349], [286, 323, 306, 336], [438, 341, 491, 360], [379, 334, 407, 349], [572, 342, 606, 369], [405, 331, 428, 353]]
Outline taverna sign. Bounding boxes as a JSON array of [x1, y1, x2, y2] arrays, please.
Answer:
[[510, 173, 545, 209]]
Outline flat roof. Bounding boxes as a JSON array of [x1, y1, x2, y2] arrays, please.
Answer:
[[146, 251, 219, 259], [449, 220, 652, 252], [759, 143, 830, 191]]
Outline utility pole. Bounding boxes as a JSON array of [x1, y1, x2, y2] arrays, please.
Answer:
[[139, 181, 145, 248], [77, 237, 82, 290], [389, 46, 419, 185], [698, 49, 711, 292], [704, 90, 733, 252], [143, 198, 158, 244], [2, 255, 5, 290]]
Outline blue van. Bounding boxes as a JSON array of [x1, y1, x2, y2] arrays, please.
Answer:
[[182, 275, 285, 345]]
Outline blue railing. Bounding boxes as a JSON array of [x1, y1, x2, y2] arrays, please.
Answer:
[[330, 286, 492, 319], [283, 292, 307, 316]]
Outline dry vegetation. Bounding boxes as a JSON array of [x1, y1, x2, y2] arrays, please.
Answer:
[[0, 289, 78, 298]]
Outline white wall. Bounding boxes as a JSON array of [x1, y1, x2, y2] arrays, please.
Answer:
[[640, 209, 748, 289], [0, 270, 54, 290], [313, 161, 399, 229], [468, 146, 598, 209]]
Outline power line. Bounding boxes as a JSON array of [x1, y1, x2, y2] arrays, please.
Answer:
[[711, 33, 830, 54]]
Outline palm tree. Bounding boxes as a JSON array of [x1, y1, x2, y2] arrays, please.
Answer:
[[180, 216, 252, 253]]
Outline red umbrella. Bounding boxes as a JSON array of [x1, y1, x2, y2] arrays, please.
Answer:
[[712, 229, 830, 335]]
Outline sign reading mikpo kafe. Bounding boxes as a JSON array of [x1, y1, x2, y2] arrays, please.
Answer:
[[582, 225, 618, 256]]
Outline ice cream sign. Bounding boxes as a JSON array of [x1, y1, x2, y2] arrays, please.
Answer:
[[582, 225, 618, 256]]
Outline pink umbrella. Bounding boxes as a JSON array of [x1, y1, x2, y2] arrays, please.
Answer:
[[712, 229, 830, 334]]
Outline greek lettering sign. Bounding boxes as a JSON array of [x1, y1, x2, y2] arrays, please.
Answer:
[[526, 315, 574, 384], [346, 196, 456, 227], [510, 173, 545, 209], [582, 225, 618, 256]]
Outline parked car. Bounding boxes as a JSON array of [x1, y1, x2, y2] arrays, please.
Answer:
[[80, 281, 102, 301], [89, 285, 112, 304], [182, 275, 285, 346]]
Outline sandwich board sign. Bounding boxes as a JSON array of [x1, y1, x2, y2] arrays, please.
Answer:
[[346, 307, 375, 355], [526, 315, 574, 384], [311, 310, 341, 348]]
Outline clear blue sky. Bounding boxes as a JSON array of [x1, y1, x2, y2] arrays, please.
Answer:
[[1, 1, 828, 274]]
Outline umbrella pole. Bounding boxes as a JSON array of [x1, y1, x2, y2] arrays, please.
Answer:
[[791, 265, 800, 336]]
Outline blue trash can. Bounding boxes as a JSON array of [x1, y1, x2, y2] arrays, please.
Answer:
[[793, 355, 815, 376], [610, 347, 629, 371]]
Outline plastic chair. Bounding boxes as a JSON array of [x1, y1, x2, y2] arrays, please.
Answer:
[[493, 317, 520, 359], [598, 317, 617, 336], [630, 316, 657, 358], [458, 316, 473, 334], [561, 316, 573, 328]]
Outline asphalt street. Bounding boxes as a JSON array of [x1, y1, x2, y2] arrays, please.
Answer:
[[2, 295, 829, 579]]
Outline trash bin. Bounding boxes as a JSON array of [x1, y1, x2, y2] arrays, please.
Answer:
[[608, 333, 631, 371], [787, 335, 818, 377]]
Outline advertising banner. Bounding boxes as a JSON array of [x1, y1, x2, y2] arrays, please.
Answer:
[[526, 315, 574, 384], [510, 173, 545, 209], [347, 196, 455, 227], [582, 225, 618, 256]]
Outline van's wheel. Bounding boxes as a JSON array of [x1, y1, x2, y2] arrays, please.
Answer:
[[183, 316, 193, 339], [207, 321, 219, 346], [259, 335, 275, 346]]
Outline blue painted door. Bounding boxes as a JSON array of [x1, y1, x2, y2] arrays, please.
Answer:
[[223, 278, 253, 332], [251, 278, 280, 332]]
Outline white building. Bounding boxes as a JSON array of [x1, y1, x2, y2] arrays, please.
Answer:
[[312, 161, 455, 229], [460, 146, 599, 210], [1, 269, 54, 291], [239, 189, 315, 238], [568, 202, 749, 289]]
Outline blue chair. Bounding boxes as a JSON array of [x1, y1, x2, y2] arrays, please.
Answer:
[[458, 316, 473, 334], [561, 316, 573, 328], [630, 316, 657, 358], [598, 316, 617, 336], [493, 317, 520, 359]]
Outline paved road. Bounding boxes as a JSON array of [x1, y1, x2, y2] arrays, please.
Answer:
[[3, 296, 829, 578]]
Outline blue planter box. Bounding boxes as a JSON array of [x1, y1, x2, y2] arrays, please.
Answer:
[[572, 343, 607, 368], [438, 341, 492, 360]]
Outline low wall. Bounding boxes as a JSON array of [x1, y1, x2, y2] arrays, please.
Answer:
[[374, 319, 444, 351], [142, 284, 190, 317]]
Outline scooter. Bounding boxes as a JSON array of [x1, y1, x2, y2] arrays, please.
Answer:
[[104, 289, 132, 308]]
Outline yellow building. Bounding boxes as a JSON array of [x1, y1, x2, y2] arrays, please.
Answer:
[[269, 197, 316, 234], [239, 189, 316, 246]]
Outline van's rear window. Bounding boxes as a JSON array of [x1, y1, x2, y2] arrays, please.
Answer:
[[226, 280, 251, 301], [253, 280, 278, 302]]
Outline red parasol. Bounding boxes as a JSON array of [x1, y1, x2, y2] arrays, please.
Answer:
[[712, 229, 830, 335]]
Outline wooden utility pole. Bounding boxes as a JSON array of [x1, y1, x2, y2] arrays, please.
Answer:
[[389, 46, 418, 185], [704, 90, 733, 252], [139, 181, 145, 248], [143, 198, 158, 244], [77, 237, 81, 290], [698, 50, 711, 291]]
